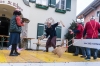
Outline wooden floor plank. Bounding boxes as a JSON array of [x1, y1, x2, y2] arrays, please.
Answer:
[[0, 50, 100, 63]]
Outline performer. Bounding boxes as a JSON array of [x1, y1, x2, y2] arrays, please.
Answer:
[[44, 22, 60, 52], [69, 20, 86, 58], [83, 16, 100, 60], [9, 9, 24, 56]]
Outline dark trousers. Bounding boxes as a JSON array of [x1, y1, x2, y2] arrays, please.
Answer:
[[75, 46, 86, 56], [10, 44, 17, 54], [46, 36, 56, 52]]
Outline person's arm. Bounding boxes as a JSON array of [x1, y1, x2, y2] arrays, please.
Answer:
[[73, 30, 80, 33], [73, 25, 82, 33], [83, 29, 86, 38], [52, 22, 59, 28], [16, 16, 24, 26], [98, 23, 100, 33], [83, 23, 87, 38]]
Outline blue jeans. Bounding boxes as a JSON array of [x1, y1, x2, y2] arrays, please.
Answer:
[[86, 48, 98, 58], [75, 46, 86, 56], [86, 38, 98, 58]]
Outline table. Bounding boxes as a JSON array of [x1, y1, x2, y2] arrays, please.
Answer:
[[0, 35, 9, 50], [22, 37, 35, 50]]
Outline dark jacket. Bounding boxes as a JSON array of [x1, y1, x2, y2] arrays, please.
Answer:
[[45, 22, 58, 38], [9, 15, 22, 33]]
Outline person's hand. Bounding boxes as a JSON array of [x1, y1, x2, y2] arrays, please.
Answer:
[[68, 29, 74, 34], [83, 37, 86, 39], [44, 36, 46, 38], [58, 22, 60, 25], [22, 22, 25, 25], [68, 29, 72, 32]]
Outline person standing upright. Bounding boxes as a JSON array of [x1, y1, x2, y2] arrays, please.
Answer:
[[69, 20, 86, 58], [83, 16, 100, 60], [9, 9, 24, 56]]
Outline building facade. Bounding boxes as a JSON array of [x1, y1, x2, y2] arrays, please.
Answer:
[[0, 0, 77, 49], [77, 0, 100, 23]]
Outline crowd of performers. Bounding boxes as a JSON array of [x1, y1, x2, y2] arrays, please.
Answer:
[[44, 16, 100, 60], [70, 16, 100, 61], [9, 9, 99, 61]]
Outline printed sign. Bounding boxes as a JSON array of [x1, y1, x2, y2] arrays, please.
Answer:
[[0, 0, 23, 11], [73, 39, 100, 49]]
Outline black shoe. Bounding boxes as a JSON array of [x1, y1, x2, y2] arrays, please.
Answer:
[[73, 54, 78, 56], [93, 56, 97, 60], [14, 52, 20, 55], [9, 53, 18, 56], [43, 50, 48, 52], [80, 55, 86, 58], [85, 57, 90, 61]]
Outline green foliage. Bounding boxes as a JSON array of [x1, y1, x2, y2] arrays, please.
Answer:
[[69, 20, 77, 30], [64, 20, 77, 53], [65, 20, 77, 40]]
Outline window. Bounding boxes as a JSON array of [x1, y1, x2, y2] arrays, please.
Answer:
[[97, 11, 100, 22], [37, 23, 45, 39], [48, 0, 56, 7], [56, 26, 62, 38], [26, 0, 29, 1], [56, 0, 66, 10], [66, 0, 71, 11], [55, 0, 71, 11], [61, 0, 65, 9], [29, 0, 36, 3], [36, 0, 48, 6], [37, 23, 62, 39], [97, 11, 100, 17]]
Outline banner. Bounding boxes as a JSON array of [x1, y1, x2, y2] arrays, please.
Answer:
[[73, 39, 100, 49]]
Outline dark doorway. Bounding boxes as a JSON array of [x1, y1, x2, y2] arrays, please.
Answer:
[[0, 17, 10, 47]]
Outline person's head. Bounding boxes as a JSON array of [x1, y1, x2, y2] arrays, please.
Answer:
[[13, 9, 22, 16], [47, 22, 51, 28], [90, 16, 95, 20], [76, 19, 82, 25]]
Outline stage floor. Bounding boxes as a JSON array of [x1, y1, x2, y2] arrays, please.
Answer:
[[0, 50, 100, 63]]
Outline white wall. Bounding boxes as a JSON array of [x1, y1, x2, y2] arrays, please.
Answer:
[[28, 0, 77, 39], [27, 0, 77, 50], [0, 0, 77, 50]]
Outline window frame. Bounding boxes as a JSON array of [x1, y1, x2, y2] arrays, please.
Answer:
[[29, 0, 36, 3], [36, 0, 49, 6], [97, 11, 100, 17], [56, 0, 66, 10]]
